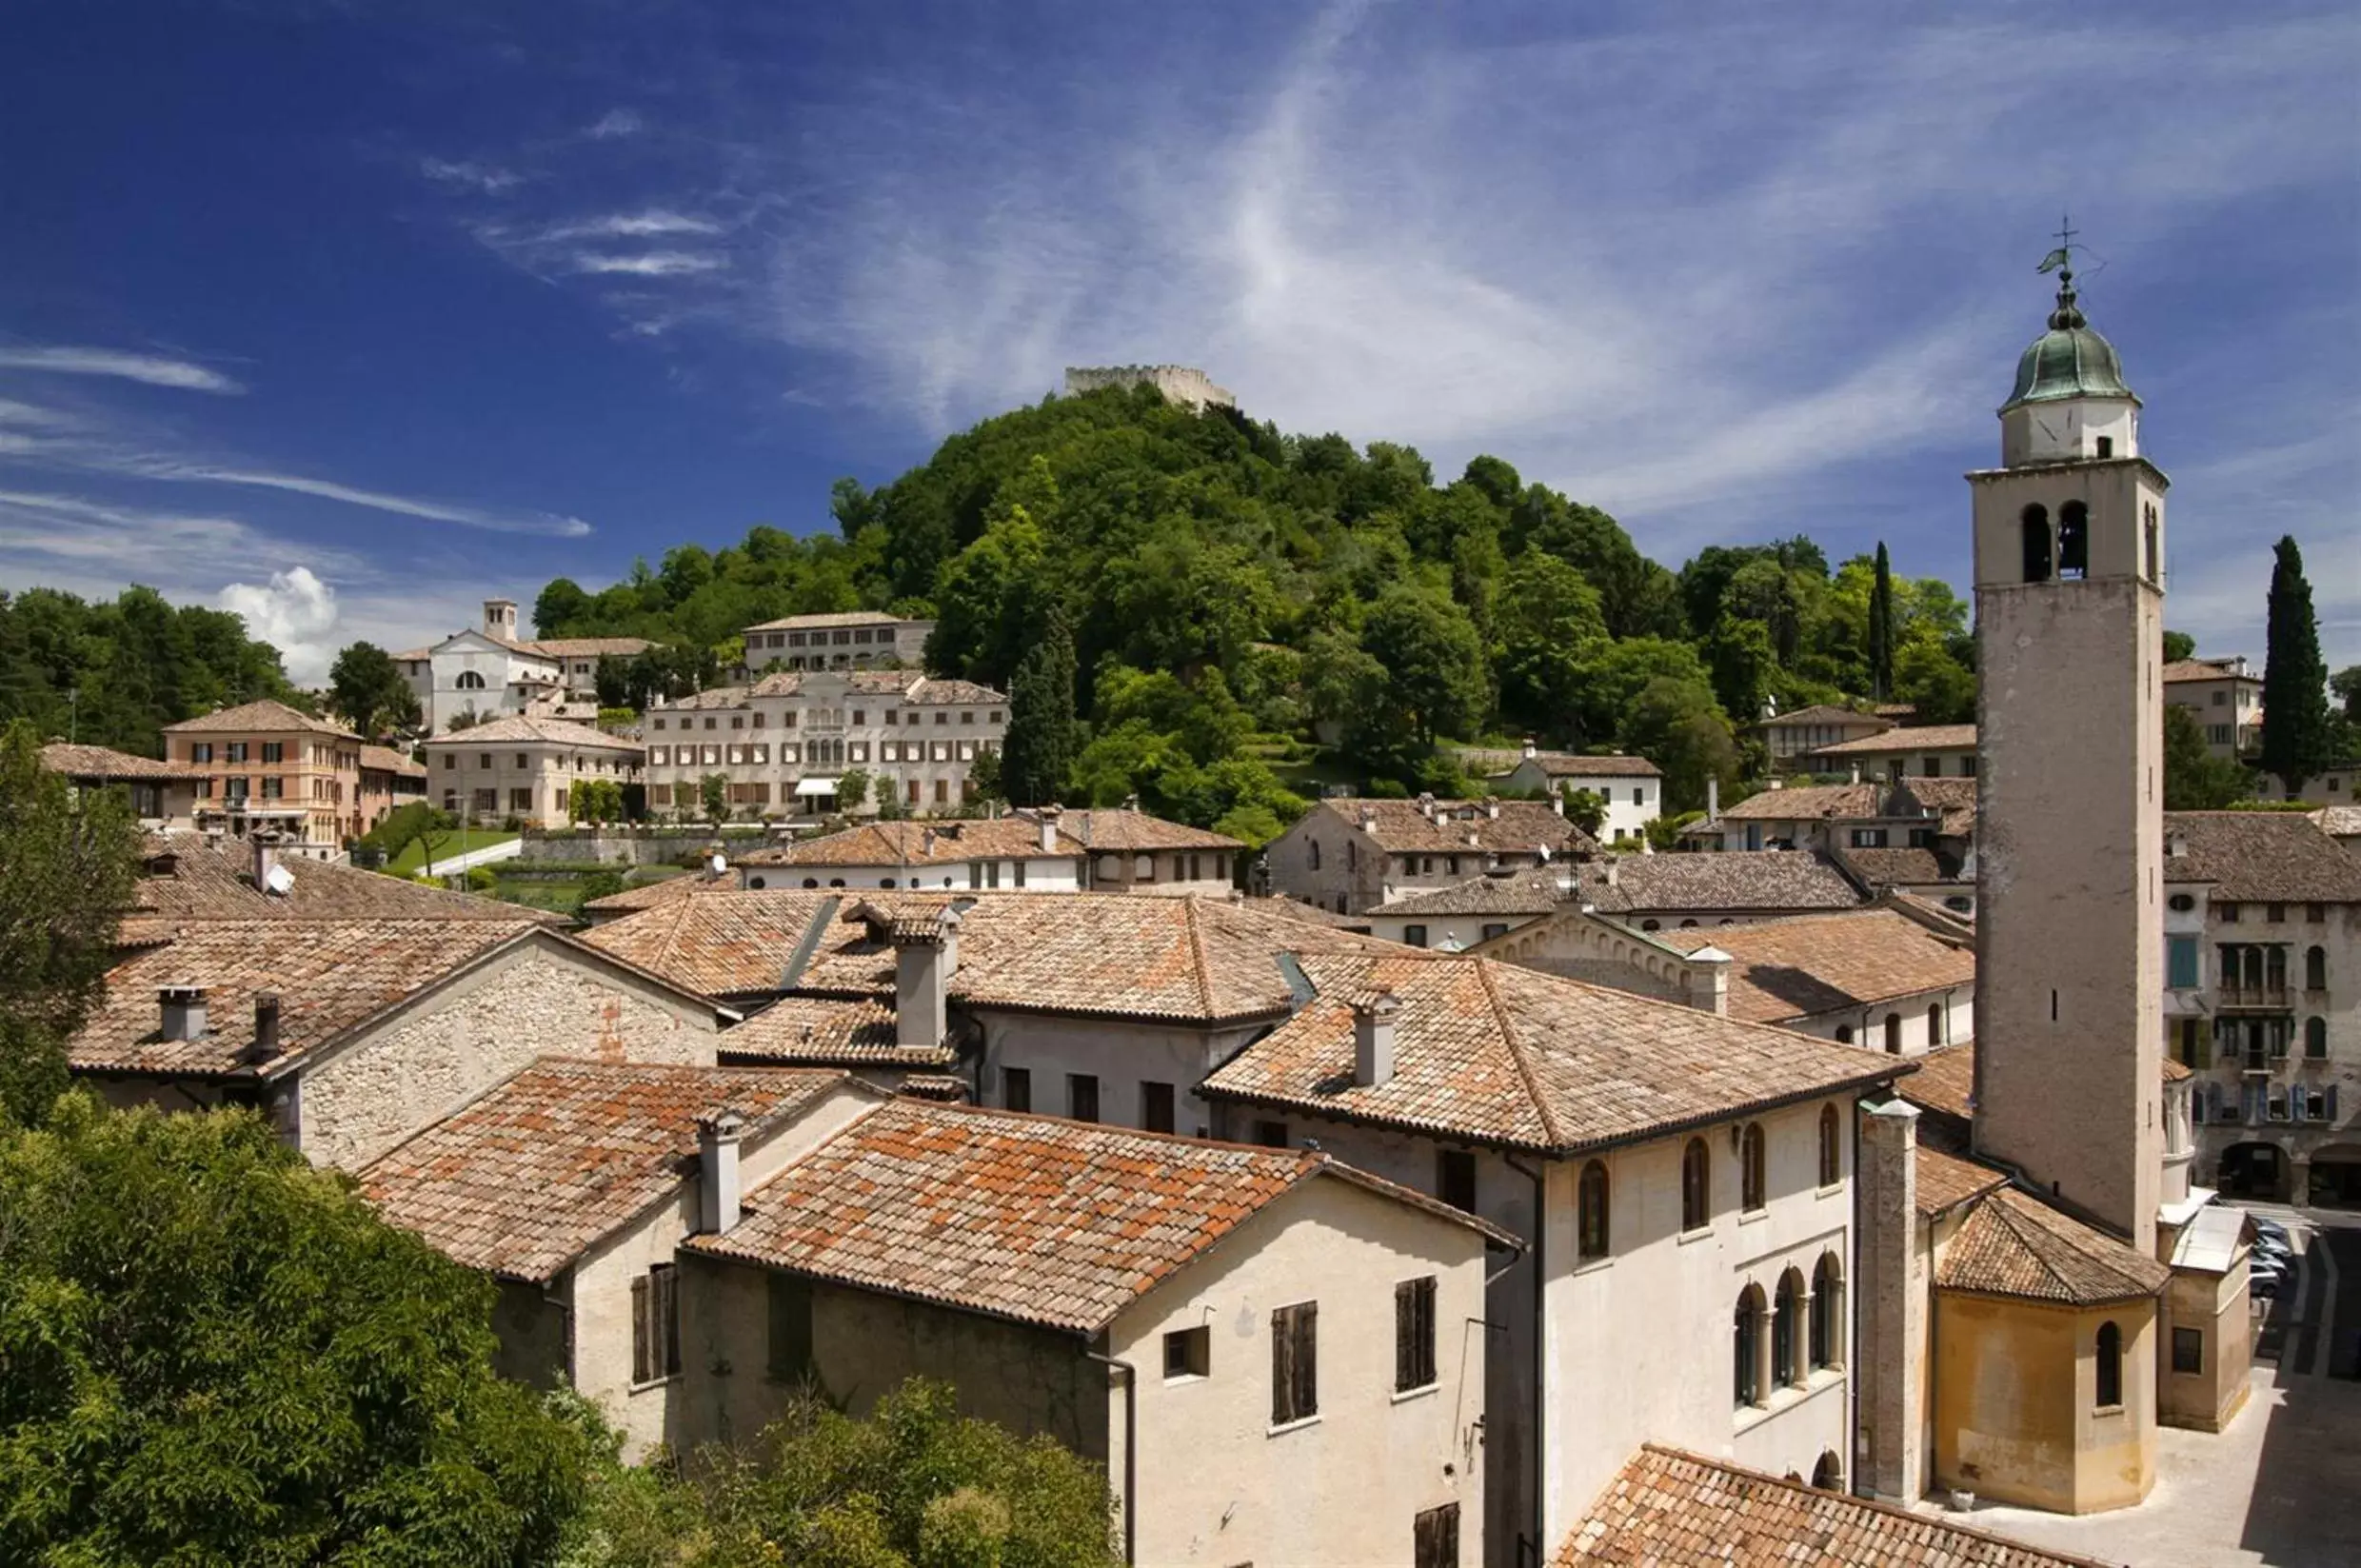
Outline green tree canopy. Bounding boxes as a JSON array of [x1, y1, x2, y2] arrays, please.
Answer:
[[327, 641, 422, 740], [2163, 703, 2254, 809], [2163, 628, 2197, 664], [0, 1097, 593, 1564], [2261, 535, 2333, 792], [1002, 609, 1080, 807]]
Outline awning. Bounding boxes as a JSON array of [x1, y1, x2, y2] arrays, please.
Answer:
[[795, 777, 841, 797]]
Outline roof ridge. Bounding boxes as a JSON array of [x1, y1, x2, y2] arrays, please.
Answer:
[[1183, 896, 1218, 1021], [1476, 957, 1568, 1147]]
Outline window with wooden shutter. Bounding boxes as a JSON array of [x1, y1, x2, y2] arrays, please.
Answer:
[[1271, 1301, 1318, 1425], [767, 1274, 813, 1384], [634, 1263, 680, 1385], [1413, 1501, 1460, 1568], [1395, 1277, 1437, 1392]]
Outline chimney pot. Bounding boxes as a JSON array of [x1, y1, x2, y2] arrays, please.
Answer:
[[1522, 737, 1538, 760], [1483, 795, 1500, 820], [159, 984, 208, 1042], [247, 991, 283, 1063], [1353, 991, 1400, 1087], [895, 907, 961, 1050], [1603, 855, 1620, 888], [696, 1109, 747, 1233], [1038, 803, 1062, 857], [251, 831, 282, 895], [1706, 776, 1719, 821]]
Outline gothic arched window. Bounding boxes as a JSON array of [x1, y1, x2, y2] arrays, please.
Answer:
[[2307, 1017, 2328, 1059], [1928, 1002, 1945, 1046], [1773, 1269, 1803, 1388], [2144, 504, 2161, 583], [1734, 1285, 1765, 1407], [1811, 1252, 1843, 1370], [2021, 504, 2053, 583], [2095, 1320, 2123, 1408], [1883, 1012, 1903, 1055], [2058, 501, 2090, 580]]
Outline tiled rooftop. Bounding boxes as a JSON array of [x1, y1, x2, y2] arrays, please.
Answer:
[[1655, 909, 1974, 1024], [128, 833, 559, 931], [160, 698, 356, 738], [1713, 782, 1886, 822], [739, 818, 1079, 868], [2314, 805, 2361, 840], [1368, 868, 1569, 918], [720, 996, 951, 1068], [1937, 1184, 2172, 1305], [1053, 806, 1244, 851], [2160, 658, 2253, 685], [1576, 850, 1868, 915], [423, 714, 642, 751], [1760, 703, 1894, 731], [2162, 811, 2361, 903], [1556, 1445, 2113, 1568], [745, 610, 927, 631], [361, 1058, 854, 1282], [357, 744, 427, 778], [1315, 796, 1597, 858], [70, 918, 544, 1077], [580, 873, 725, 915], [1838, 846, 1965, 886], [686, 1098, 1505, 1333], [1915, 1143, 2009, 1218], [1200, 949, 1904, 1154], [40, 742, 208, 781], [1807, 724, 1978, 757], [519, 635, 653, 658]]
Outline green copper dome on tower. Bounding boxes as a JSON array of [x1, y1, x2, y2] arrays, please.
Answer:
[[2002, 268, 2137, 411]]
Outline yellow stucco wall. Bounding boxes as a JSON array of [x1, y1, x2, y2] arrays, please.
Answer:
[[2162, 1260, 2251, 1434], [1933, 1290, 2155, 1514]]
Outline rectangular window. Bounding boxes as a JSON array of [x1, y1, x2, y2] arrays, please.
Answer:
[[2172, 1326, 2203, 1375], [510, 788, 532, 811], [2219, 903, 2240, 923], [2267, 903, 2287, 923], [767, 1275, 813, 1383], [226, 742, 248, 763], [631, 1263, 680, 1385], [261, 742, 284, 764], [1271, 1302, 1318, 1425], [2167, 935, 2199, 990], [1002, 1066, 1031, 1112], [2309, 903, 2328, 923], [1012, 860, 1025, 887], [1141, 1081, 1175, 1134], [1403, 923, 1429, 948], [1414, 1503, 1460, 1568], [1437, 1149, 1477, 1214], [1395, 1276, 1438, 1392], [1850, 828, 1889, 848], [1481, 922, 1510, 942], [1163, 1325, 1209, 1380], [261, 777, 283, 799], [190, 743, 213, 763], [1253, 1121, 1289, 1149], [1067, 1073, 1099, 1122]]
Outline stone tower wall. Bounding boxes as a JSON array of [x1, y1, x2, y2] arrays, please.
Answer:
[[1062, 365, 1236, 411]]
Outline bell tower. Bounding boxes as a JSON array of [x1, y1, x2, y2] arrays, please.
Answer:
[[1969, 237, 2168, 1249]]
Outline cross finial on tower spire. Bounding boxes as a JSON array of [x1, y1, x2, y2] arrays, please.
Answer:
[[2035, 216, 2086, 328]]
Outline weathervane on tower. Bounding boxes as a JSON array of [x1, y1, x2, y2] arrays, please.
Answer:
[[2034, 215, 2089, 328]]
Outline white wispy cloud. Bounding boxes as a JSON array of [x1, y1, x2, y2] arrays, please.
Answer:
[[537, 209, 722, 240], [585, 108, 645, 140], [421, 157, 526, 193], [571, 249, 727, 277], [0, 346, 243, 393], [147, 465, 594, 537]]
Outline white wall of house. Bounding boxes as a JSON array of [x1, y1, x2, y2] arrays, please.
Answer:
[[975, 1011, 1265, 1140], [1083, 850, 1236, 897], [423, 738, 642, 827], [741, 855, 1083, 893], [1361, 910, 1546, 952], [1784, 988, 1974, 1056], [1500, 765, 1660, 844]]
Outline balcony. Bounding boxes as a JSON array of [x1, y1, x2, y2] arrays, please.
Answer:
[[2216, 983, 2292, 1010]]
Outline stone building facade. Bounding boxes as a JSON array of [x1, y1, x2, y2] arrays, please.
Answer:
[[739, 610, 933, 674], [161, 699, 367, 853], [422, 714, 644, 828], [396, 599, 649, 735]]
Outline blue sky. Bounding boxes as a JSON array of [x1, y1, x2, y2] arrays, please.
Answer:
[[1, 0, 2353, 681]]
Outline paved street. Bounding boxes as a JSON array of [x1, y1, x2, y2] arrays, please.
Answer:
[[1955, 1210, 2361, 1567]]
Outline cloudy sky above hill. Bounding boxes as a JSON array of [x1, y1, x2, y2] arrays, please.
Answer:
[[1, 0, 2353, 680]]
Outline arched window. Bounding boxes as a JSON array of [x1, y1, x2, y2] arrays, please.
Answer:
[[1811, 1253, 1842, 1370], [455, 669, 487, 690], [1640, 919, 1661, 931], [2144, 504, 2160, 582], [827, 878, 845, 888], [2019, 504, 2053, 582], [2307, 1016, 2328, 1059], [1817, 1103, 1840, 1186], [1679, 918, 1699, 928], [1681, 1139, 1710, 1231], [1774, 1270, 1803, 1388], [1734, 1285, 1765, 1407], [1308, 840, 1320, 871], [1740, 1122, 1766, 1212], [1883, 1012, 1902, 1055], [1835, 1024, 1855, 1044], [801, 877, 820, 889], [1577, 1161, 1611, 1260], [747, 875, 766, 889], [880, 877, 896, 889], [2306, 945, 2327, 990], [2095, 1320, 2123, 1408], [1927, 1002, 1944, 1047], [2057, 500, 2090, 580], [1810, 1452, 1843, 1491]]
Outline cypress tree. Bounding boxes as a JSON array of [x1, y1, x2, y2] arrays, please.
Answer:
[[1867, 541, 1895, 701], [1001, 605, 1078, 806], [2260, 535, 2331, 794]]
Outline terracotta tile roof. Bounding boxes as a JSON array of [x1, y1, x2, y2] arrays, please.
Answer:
[[903, 677, 1003, 705], [1808, 724, 1978, 757], [580, 873, 720, 914], [1654, 909, 1974, 1024], [1759, 704, 1894, 731], [360, 1058, 855, 1282], [720, 997, 951, 1067], [740, 818, 1078, 868], [1557, 1445, 2116, 1568], [746, 611, 927, 631], [2160, 658, 2253, 685], [1916, 1143, 2009, 1217], [357, 744, 427, 779], [1898, 1043, 1977, 1126], [685, 1099, 1509, 1332], [1369, 868, 1568, 918], [161, 698, 356, 738], [1937, 1184, 2172, 1305], [2162, 811, 2361, 903], [1249, 897, 1372, 930], [578, 889, 846, 998], [424, 714, 641, 752], [1715, 783, 1884, 823], [40, 743, 208, 782], [128, 832, 559, 929], [519, 636, 652, 658], [1317, 796, 1597, 857], [2313, 805, 2361, 840], [1576, 851, 1868, 915], [70, 918, 543, 1078], [1460, 749, 1661, 779], [1839, 846, 1964, 885], [1200, 951, 1904, 1154], [1056, 807, 1243, 851]]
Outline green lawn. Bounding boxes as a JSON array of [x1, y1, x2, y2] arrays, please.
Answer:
[[383, 828, 520, 877]]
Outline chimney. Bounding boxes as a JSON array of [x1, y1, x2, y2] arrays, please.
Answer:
[[1483, 795, 1500, 820], [896, 907, 962, 1051], [1359, 805, 1378, 834], [1521, 736, 1538, 761], [251, 831, 282, 894], [1551, 791, 1565, 818], [1767, 778, 1784, 791], [159, 984, 208, 1042], [245, 991, 283, 1063], [1850, 763, 1862, 785], [1706, 776, 1720, 822], [696, 1109, 747, 1233], [1681, 950, 1732, 1016], [1353, 992, 1400, 1087], [1602, 855, 1619, 888], [1121, 792, 1141, 813], [1417, 792, 1436, 821], [1038, 803, 1063, 856], [2167, 831, 2189, 859]]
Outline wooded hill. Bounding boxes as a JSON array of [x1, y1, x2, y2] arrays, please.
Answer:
[[533, 385, 1974, 828]]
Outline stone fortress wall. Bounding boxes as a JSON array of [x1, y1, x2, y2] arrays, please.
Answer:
[[1062, 365, 1236, 411]]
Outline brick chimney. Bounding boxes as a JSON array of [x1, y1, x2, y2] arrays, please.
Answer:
[[1353, 992, 1400, 1087], [159, 984, 208, 1042], [697, 1109, 747, 1233], [896, 906, 962, 1051], [245, 991, 283, 1063], [1037, 804, 1062, 856]]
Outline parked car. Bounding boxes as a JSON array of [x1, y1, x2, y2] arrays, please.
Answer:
[[2250, 1271, 2283, 1300], [2248, 1214, 2292, 1246]]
